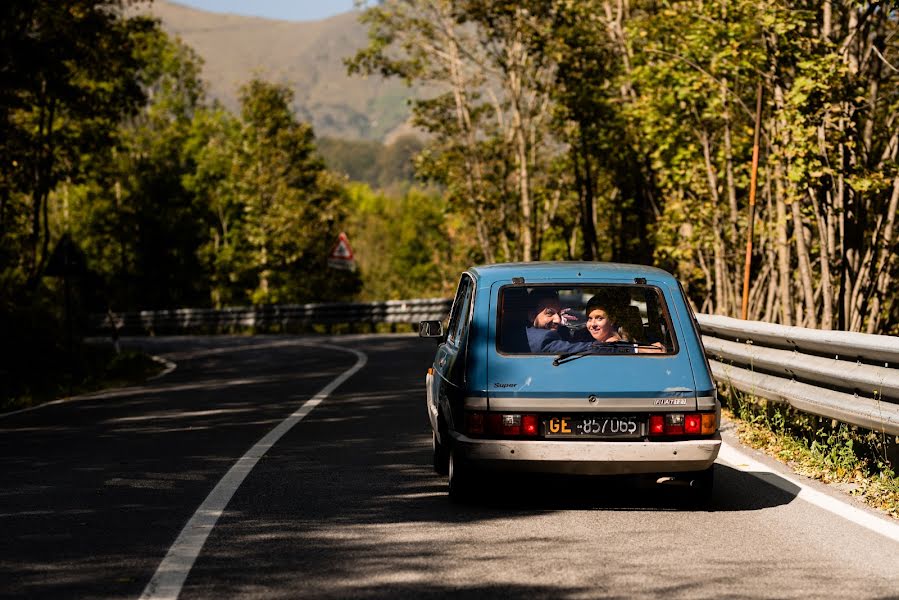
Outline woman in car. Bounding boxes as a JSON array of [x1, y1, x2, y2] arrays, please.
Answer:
[[583, 294, 665, 353], [584, 296, 626, 343]]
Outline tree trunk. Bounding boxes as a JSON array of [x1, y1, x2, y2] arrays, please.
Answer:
[[700, 128, 732, 314], [721, 79, 739, 227], [576, 126, 598, 261], [771, 83, 794, 326], [442, 16, 494, 263], [808, 188, 833, 329], [790, 200, 817, 327], [863, 175, 899, 333]]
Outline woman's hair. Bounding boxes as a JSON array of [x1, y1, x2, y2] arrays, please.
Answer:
[[585, 293, 619, 320]]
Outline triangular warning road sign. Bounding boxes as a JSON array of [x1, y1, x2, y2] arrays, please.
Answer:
[[329, 232, 354, 260], [328, 232, 356, 271]]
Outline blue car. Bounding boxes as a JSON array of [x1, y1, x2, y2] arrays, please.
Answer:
[[419, 262, 721, 501]]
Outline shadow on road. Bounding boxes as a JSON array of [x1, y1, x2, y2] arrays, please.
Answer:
[[448, 463, 800, 512], [181, 337, 820, 599]]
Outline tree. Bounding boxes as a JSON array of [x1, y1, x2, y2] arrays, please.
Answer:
[[349, 0, 566, 262], [230, 79, 360, 304], [60, 24, 211, 311], [345, 182, 461, 300], [183, 106, 245, 308], [0, 1, 151, 295]]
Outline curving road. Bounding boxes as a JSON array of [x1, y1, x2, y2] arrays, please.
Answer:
[[1, 335, 897, 599]]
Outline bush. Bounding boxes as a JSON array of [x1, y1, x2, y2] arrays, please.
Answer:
[[0, 306, 160, 412]]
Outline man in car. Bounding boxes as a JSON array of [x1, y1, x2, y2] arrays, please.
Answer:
[[525, 289, 592, 353]]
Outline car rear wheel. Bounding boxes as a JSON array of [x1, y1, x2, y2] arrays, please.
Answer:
[[448, 448, 474, 503], [432, 430, 449, 475]]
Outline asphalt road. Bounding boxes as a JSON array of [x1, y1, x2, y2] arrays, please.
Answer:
[[1, 335, 898, 599]]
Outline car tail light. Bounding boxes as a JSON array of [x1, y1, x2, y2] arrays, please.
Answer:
[[486, 413, 503, 435], [468, 412, 538, 438], [466, 412, 484, 435], [664, 413, 685, 435], [501, 414, 521, 436], [649, 412, 717, 437], [685, 413, 701, 434]]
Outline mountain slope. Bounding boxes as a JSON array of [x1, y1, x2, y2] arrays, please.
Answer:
[[143, 1, 414, 140]]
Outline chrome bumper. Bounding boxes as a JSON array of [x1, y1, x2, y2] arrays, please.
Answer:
[[450, 433, 721, 475]]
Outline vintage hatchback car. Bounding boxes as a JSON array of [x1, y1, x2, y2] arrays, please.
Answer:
[[420, 262, 721, 501]]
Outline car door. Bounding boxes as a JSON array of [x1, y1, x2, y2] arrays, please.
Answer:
[[429, 274, 475, 436]]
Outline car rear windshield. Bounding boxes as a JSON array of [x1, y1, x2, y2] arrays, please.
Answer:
[[497, 285, 678, 355]]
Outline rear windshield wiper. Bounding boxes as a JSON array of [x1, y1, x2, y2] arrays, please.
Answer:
[[552, 341, 637, 366], [552, 341, 664, 366]]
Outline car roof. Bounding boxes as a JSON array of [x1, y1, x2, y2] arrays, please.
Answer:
[[467, 262, 677, 287]]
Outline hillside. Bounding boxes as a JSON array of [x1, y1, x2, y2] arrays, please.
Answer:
[[142, 1, 415, 141]]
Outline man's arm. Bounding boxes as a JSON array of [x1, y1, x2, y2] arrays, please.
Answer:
[[539, 331, 595, 353]]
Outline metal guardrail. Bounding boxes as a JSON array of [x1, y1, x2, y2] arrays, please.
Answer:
[[92, 300, 899, 436], [90, 298, 454, 335], [697, 314, 899, 436]]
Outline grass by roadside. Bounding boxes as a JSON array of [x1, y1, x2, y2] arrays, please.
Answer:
[[721, 389, 899, 519], [0, 344, 164, 414]]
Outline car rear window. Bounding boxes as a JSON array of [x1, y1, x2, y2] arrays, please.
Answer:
[[497, 285, 678, 355]]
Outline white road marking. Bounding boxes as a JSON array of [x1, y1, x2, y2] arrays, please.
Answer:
[[0, 396, 83, 419], [139, 343, 367, 600], [148, 356, 177, 380], [718, 441, 899, 544], [0, 353, 178, 420]]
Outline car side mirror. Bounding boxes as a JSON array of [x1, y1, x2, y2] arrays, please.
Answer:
[[419, 320, 444, 338]]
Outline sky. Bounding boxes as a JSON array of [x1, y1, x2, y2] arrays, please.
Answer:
[[173, 0, 358, 21]]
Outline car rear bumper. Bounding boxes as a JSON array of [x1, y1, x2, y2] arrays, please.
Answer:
[[450, 433, 721, 475]]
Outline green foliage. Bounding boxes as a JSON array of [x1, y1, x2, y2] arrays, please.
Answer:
[[77, 25, 208, 310], [63, 64, 364, 311], [183, 106, 246, 307], [231, 80, 361, 304], [0, 1, 152, 292], [345, 182, 462, 299], [722, 388, 894, 478], [722, 388, 899, 517], [349, 0, 573, 263], [0, 1, 161, 407]]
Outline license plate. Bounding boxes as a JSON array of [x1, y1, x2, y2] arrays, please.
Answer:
[[544, 416, 642, 438]]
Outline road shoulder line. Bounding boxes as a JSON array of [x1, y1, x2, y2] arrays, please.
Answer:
[[0, 353, 178, 420], [148, 355, 178, 380], [139, 342, 367, 600], [718, 441, 899, 544]]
